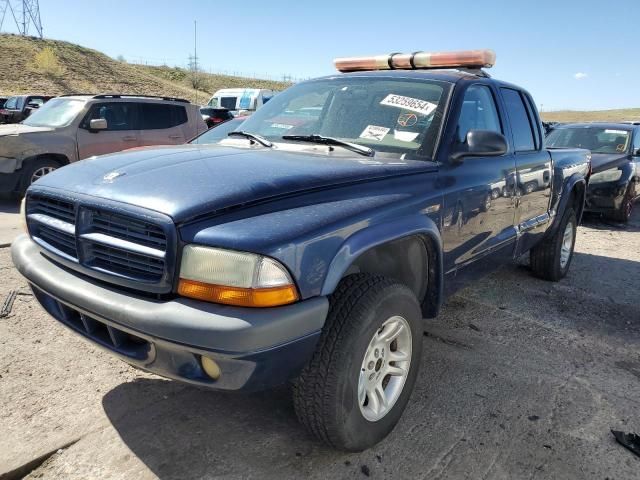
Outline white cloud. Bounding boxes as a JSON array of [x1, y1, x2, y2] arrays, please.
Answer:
[[573, 72, 588, 80]]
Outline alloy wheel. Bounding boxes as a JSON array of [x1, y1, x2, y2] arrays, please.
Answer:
[[358, 315, 412, 422]]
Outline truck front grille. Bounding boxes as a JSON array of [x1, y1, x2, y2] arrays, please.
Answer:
[[26, 192, 175, 293]]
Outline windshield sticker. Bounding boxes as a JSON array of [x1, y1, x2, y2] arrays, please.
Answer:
[[393, 130, 419, 142], [397, 113, 418, 127], [604, 129, 628, 135], [270, 123, 294, 130], [381, 94, 437, 116], [360, 125, 390, 141]]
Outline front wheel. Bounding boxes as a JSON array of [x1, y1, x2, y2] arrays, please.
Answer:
[[18, 157, 60, 194], [293, 274, 423, 451], [609, 184, 635, 223], [530, 207, 577, 281]]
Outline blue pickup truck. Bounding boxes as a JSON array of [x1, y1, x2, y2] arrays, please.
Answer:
[[12, 50, 590, 451]]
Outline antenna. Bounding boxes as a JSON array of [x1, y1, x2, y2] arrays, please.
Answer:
[[0, 0, 43, 38]]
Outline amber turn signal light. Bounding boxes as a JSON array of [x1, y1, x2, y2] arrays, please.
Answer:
[[178, 279, 299, 308]]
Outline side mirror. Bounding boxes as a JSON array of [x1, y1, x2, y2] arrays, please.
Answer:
[[634, 148, 640, 157], [89, 118, 108, 131], [451, 130, 508, 162]]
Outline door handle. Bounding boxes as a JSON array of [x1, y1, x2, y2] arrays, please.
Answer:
[[122, 136, 137, 141], [168, 135, 182, 139]]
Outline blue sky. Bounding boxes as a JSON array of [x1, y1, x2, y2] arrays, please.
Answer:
[[4, 0, 638, 110]]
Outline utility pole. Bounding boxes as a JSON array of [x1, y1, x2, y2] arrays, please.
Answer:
[[0, 0, 43, 38], [194, 19, 198, 105]]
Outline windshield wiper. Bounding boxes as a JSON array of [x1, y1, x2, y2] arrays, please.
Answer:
[[228, 131, 273, 148], [282, 134, 374, 157]]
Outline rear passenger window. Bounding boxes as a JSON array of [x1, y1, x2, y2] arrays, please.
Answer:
[[501, 88, 536, 151], [456, 85, 502, 143], [139, 104, 188, 130], [634, 130, 640, 153]]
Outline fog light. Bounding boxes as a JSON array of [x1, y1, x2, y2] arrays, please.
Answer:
[[201, 356, 221, 380]]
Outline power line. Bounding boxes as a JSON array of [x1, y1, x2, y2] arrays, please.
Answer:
[[0, 0, 43, 38]]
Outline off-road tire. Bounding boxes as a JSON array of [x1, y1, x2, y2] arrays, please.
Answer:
[[530, 207, 577, 281], [18, 157, 60, 194], [609, 184, 635, 223], [293, 274, 422, 451]]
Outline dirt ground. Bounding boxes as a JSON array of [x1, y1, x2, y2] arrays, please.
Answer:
[[0, 210, 638, 480]]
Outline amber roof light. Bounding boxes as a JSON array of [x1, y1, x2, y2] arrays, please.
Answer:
[[334, 49, 496, 73]]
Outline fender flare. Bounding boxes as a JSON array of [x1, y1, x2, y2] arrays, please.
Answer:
[[320, 214, 444, 318], [550, 173, 586, 234]]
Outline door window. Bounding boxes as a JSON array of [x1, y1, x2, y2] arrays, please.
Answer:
[[456, 85, 502, 143], [634, 129, 640, 154], [138, 104, 188, 130], [501, 88, 536, 152], [84, 103, 136, 131]]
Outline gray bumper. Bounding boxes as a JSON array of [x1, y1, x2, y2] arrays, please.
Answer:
[[11, 234, 328, 354]]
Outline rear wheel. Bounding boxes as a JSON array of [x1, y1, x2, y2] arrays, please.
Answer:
[[530, 207, 577, 281], [293, 274, 423, 451]]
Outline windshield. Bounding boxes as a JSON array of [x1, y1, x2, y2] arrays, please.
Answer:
[[547, 127, 632, 154], [23, 98, 86, 128], [4, 96, 18, 110], [190, 118, 245, 144], [237, 77, 450, 159]]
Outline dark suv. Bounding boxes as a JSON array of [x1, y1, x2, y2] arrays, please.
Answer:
[[547, 123, 640, 221], [0, 94, 53, 123]]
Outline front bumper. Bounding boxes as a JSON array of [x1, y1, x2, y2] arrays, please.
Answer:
[[0, 170, 21, 194], [12, 235, 329, 391], [585, 181, 628, 213]]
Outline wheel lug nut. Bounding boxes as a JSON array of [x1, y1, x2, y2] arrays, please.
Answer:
[[374, 349, 379, 358], [368, 361, 374, 370]]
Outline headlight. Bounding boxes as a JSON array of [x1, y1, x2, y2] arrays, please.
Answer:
[[20, 197, 27, 233], [589, 168, 623, 184], [177, 245, 298, 307]]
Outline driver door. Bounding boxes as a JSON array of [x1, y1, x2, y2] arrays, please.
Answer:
[[441, 84, 518, 272], [77, 102, 140, 159]]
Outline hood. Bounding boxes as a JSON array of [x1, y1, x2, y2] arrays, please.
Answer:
[[33, 145, 437, 223], [590, 153, 631, 174], [0, 123, 54, 137]]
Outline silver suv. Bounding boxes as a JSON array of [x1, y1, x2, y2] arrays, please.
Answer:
[[0, 94, 207, 195]]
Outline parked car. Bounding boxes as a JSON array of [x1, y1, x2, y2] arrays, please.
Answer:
[[206, 88, 276, 113], [200, 107, 234, 128], [0, 94, 207, 195], [12, 50, 590, 451], [546, 122, 639, 222], [0, 94, 53, 124], [189, 116, 245, 144]]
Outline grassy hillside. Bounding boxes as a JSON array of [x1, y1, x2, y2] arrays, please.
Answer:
[[541, 108, 640, 123], [0, 34, 289, 104]]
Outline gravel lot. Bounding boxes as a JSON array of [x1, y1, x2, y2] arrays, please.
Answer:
[[0, 205, 638, 479]]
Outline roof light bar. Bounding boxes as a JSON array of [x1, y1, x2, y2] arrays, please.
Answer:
[[334, 49, 496, 73]]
